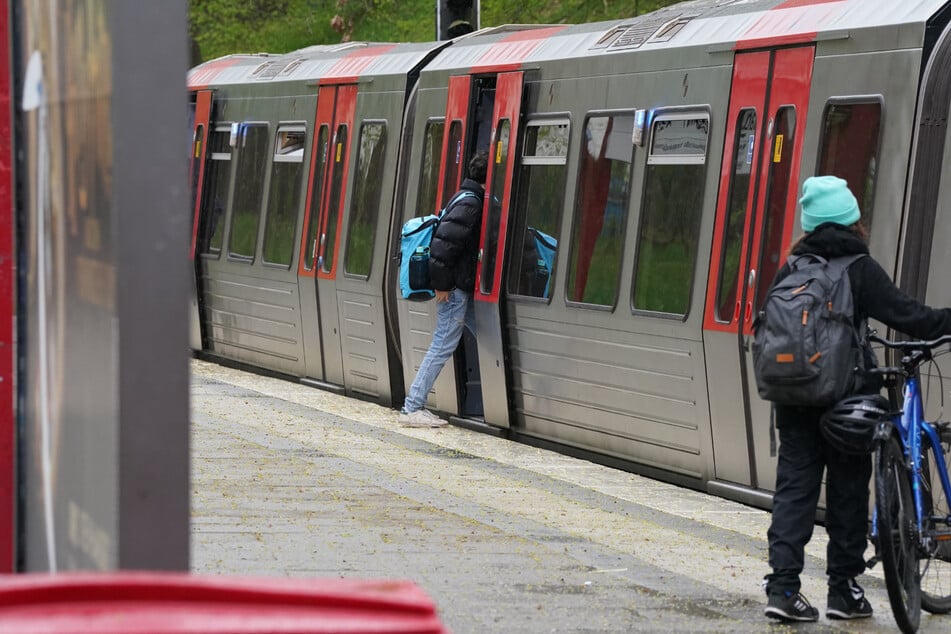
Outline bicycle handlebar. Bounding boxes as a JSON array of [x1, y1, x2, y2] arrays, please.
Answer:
[[867, 332, 951, 352]]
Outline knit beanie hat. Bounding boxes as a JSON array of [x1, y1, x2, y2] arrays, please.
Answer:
[[799, 175, 860, 232]]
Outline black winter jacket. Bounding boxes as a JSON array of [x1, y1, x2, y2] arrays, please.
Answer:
[[773, 222, 951, 426], [429, 179, 484, 293]]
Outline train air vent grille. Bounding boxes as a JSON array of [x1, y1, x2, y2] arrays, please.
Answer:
[[610, 14, 682, 49], [277, 58, 304, 77]]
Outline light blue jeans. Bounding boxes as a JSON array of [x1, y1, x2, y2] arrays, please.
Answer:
[[404, 288, 475, 413]]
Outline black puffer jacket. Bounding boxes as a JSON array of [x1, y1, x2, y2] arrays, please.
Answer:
[[429, 179, 484, 292], [774, 222, 951, 425]]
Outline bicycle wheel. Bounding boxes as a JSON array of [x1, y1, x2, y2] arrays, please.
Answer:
[[876, 435, 921, 633], [920, 428, 951, 613]]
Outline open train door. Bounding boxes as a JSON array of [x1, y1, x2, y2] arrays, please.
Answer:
[[473, 71, 523, 430], [188, 90, 213, 351], [703, 47, 814, 499], [297, 84, 357, 387]]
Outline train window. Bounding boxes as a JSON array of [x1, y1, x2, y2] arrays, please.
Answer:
[[754, 107, 797, 312], [566, 114, 634, 307], [344, 121, 387, 278], [633, 113, 709, 316], [817, 100, 882, 231], [198, 127, 232, 256], [441, 120, 463, 207], [715, 109, 756, 322], [320, 124, 348, 274], [262, 126, 306, 267], [480, 119, 511, 295], [508, 119, 569, 300], [415, 120, 445, 216], [303, 125, 329, 271], [229, 123, 269, 261]]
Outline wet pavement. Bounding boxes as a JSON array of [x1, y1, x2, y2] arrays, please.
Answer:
[[190, 359, 950, 633]]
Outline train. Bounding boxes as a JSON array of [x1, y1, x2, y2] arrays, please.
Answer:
[[186, 0, 951, 510]]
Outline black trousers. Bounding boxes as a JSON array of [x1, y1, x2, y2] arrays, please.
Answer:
[[765, 410, 872, 596]]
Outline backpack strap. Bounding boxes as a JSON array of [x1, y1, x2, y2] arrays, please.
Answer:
[[438, 190, 479, 218]]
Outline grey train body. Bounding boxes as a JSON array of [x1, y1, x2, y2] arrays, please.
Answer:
[[187, 0, 951, 510]]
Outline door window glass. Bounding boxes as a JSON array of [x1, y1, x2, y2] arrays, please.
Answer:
[[480, 120, 510, 295], [198, 127, 231, 256], [319, 124, 348, 273], [303, 125, 329, 271], [441, 120, 463, 207], [633, 114, 708, 316], [508, 119, 569, 300], [229, 123, 269, 260], [344, 121, 387, 277], [566, 114, 634, 307], [262, 126, 305, 267], [715, 109, 756, 322], [755, 107, 796, 311]]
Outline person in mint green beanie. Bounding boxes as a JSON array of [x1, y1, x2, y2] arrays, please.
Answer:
[[798, 175, 861, 232], [763, 175, 951, 623]]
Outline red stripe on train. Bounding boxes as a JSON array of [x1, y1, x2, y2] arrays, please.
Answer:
[[320, 45, 398, 85], [471, 26, 569, 74], [736, 0, 845, 50]]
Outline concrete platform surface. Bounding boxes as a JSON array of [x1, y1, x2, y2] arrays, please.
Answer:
[[190, 359, 949, 633]]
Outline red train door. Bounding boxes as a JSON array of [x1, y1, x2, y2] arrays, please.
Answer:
[[0, 0, 14, 571], [473, 71, 523, 429], [188, 90, 213, 351], [297, 84, 357, 385], [703, 47, 814, 490]]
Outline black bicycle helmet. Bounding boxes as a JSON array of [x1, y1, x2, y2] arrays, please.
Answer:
[[820, 394, 890, 454]]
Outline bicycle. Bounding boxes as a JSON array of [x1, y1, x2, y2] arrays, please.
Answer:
[[868, 332, 951, 633]]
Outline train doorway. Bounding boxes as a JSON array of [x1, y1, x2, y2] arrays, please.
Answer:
[[704, 47, 815, 492], [189, 90, 213, 352], [297, 84, 358, 386]]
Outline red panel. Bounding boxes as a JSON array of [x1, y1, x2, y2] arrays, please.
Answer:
[[0, 573, 448, 633], [317, 84, 357, 280], [0, 0, 14, 573], [474, 71, 523, 304], [471, 26, 567, 74], [436, 75, 471, 207], [189, 91, 213, 259], [702, 52, 770, 334], [320, 45, 397, 85]]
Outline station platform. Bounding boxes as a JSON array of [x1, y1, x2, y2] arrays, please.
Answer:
[[190, 359, 943, 633]]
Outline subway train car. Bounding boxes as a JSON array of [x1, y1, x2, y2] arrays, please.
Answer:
[[187, 0, 951, 509]]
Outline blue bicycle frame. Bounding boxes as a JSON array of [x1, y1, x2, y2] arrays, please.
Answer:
[[890, 375, 951, 539]]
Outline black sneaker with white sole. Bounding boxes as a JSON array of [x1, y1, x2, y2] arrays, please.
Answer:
[[765, 591, 820, 622], [826, 579, 873, 620]]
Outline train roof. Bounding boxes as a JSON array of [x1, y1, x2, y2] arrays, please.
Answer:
[[188, 0, 951, 89]]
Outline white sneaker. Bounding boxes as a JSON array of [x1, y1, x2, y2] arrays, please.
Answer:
[[399, 408, 448, 428]]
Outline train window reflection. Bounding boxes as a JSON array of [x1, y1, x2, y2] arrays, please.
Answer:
[[715, 109, 756, 322], [320, 125, 348, 274], [633, 113, 709, 316], [198, 127, 232, 256], [416, 120, 444, 217], [567, 113, 634, 307], [480, 120, 510, 295], [263, 126, 305, 267], [344, 121, 387, 277], [229, 123, 269, 261], [818, 100, 882, 231], [303, 125, 329, 271], [508, 119, 569, 300]]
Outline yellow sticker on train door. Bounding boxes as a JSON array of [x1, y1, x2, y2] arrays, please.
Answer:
[[336, 142, 342, 162], [496, 141, 504, 163], [773, 134, 784, 162]]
